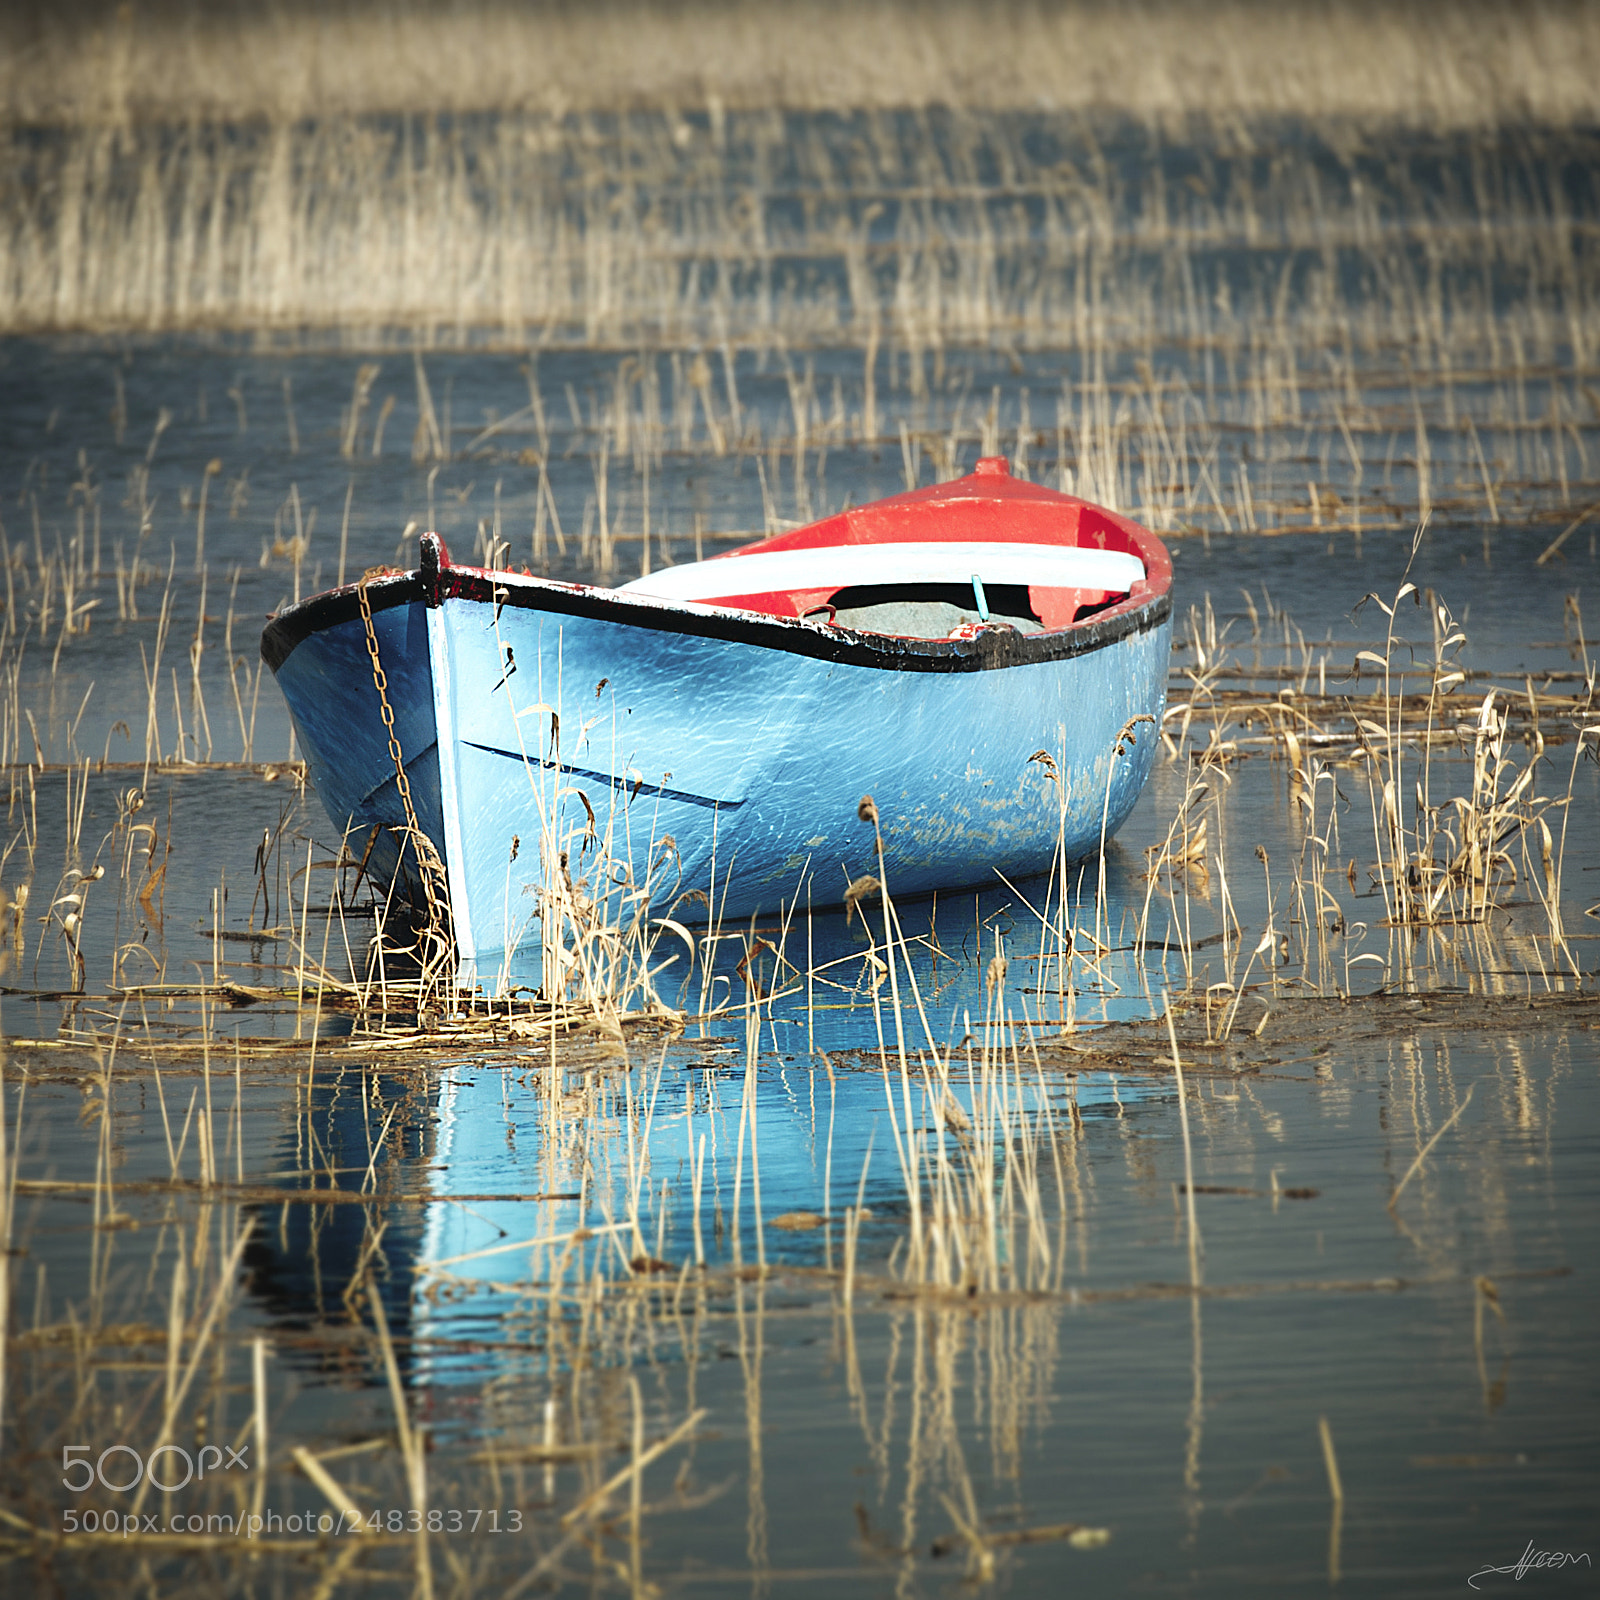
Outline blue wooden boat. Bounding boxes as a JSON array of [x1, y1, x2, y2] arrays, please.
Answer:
[[262, 458, 1172, 998]]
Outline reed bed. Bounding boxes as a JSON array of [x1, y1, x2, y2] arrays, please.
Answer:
[[1, 324, 1596, 776], [4, 1, 1598, 128], [5, 108, 1600, 377], [1139, 610, 1597, 1016], [0, 921, 1118, 1592]]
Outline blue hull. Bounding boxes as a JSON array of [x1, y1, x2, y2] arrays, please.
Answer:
[[267, 545, 1171, 997]]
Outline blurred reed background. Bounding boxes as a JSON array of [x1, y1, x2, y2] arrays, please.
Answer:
[[1, 0, 1598, 345], [4, 1, 1597, 126]]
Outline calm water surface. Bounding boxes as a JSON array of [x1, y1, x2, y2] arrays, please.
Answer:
[[0, 336, 1595, 1597], [8, 988, 1597, 1595]]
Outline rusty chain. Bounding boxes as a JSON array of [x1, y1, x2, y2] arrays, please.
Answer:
[[357, 577, 431, 876], [354, 577, 458, 997]]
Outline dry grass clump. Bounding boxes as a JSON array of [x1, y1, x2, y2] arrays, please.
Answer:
[[1137, 571, 1597, 1012], [2, 0, 1597, 129]]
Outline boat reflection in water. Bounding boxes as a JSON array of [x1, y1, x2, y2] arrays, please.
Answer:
[[239, 851, 1169, 1387], [404, 865, 1168, 1382]]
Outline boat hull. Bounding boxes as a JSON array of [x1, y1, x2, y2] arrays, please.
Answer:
[[267, 560, 1170, 996]]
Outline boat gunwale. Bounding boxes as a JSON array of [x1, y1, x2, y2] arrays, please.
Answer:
[[262, 544, 1172, 677]]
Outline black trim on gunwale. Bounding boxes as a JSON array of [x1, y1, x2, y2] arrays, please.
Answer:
[[261, 563, 1171, 677]]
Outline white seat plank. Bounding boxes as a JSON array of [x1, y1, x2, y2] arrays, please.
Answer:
[[620, 540, 1143, 602]]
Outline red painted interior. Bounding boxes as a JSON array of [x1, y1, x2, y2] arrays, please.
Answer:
[[691, 457, 1171, 635], [428, 458, 1173, 641]]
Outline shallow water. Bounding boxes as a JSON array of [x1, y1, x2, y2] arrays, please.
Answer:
[[7, 985, 1598, 1596], [1, 247, 1598, 1597], [0, 334, 1594, 771]]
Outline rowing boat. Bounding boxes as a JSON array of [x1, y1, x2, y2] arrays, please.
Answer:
[[263, 457, 1172, 996]]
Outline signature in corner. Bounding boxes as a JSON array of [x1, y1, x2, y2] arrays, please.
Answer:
[[1469, 1541, 1592, 1589]]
